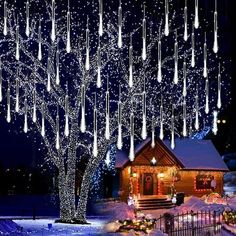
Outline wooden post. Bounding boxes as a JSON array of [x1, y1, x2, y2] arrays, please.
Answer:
[[213, 210, 216, 234]]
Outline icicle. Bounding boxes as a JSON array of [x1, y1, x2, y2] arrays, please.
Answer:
[[99, 0, 103, 36], [184, 0, 188, 41], [41, 103, 45, 137], [183, 98, 187, 137], [129, 35, 133, 87], [141, 89, 147, 140], [56, 107, 60, 150], [213, 0, 218, 53], [217, 63, 221, 109], [97, 38, 101, 88], [117, 86, 123, 149], [129, 111, 135, 161], [191, 24, 195, 67], [159, 96, 164, 140], [25, 0, 30, 36], [164, 0, 169, 36], [3, 1, 7, 36], [51, 0, 56, 42], [105, 83, 110, 140], [118, 1, 122, 48], [7, 82, 11, 123], [203, 33, 208, 78], [64, 88, 69, 137], [38, 19, 42, 61], [47, 58, 51, 92], [80, 84, 86, 133], [151, 116, 155, 148], [24, 98, 28, 133], [32, 88, 36, 123], [212, 111, 218, 135], [66, 3, 71, 53], [85, 18, 90, 70], [157, 29, 162, 83], [173, 31, 178, 84], [142, 5, 147, 61], [205, 76, 209, 114], [194, 0, 199, 29], [183, 57, 187, 97], [93, 94, 98, 157], [56, 47, 60, 85], [15, 78, 19, 113], [171, 105, 175, 149], [195, 86, 199, 130], [16, 23, 20, 61], [105, 149, 111, 166]]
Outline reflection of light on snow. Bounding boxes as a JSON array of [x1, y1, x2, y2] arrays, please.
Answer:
[[14, 218, 106, 235]]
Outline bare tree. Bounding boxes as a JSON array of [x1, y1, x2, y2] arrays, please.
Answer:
[[0, 0, 226, 223]]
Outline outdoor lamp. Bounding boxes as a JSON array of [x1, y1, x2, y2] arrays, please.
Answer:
[[151, 157, 157, 165], [172, 194, 177, 204]]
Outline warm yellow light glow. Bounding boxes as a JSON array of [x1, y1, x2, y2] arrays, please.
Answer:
[[158, 172, 164, 179], [128, 166, 131, 174], [217, 120, 221, 124], [132, 172, 137, 178], [222, 119, 226, 124]]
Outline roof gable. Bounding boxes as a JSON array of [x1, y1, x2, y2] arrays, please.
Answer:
[[115, 138, 228, 171]]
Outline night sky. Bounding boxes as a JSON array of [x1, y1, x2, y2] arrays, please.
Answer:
[[0, 0, 235, 170]]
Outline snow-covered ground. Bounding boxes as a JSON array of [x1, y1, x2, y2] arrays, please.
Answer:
[[13, 218, 109, 235]]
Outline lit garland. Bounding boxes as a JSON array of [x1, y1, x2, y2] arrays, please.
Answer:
[[0, 0, 230, 223]]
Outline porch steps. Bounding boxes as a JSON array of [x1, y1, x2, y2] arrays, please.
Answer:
[[137, 197, 174, 210]]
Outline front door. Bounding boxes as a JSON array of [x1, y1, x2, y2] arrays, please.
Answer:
[[143, 173, 154, 195]]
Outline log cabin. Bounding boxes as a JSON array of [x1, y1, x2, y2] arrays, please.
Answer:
[[114, 138, 228, 202]]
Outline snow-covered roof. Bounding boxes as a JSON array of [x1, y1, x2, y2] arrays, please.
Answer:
[[115, 150, 129, 168], [115, 138, 228, 171], [163, 139, 229, 171]]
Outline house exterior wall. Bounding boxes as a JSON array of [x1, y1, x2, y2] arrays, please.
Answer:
[[175, 170, 224, 197], [119, 166, 225, 200]]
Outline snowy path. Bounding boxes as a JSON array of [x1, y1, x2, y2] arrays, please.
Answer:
[[13, 218, 116, 236]]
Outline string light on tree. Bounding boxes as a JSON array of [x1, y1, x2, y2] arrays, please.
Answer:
[[0, 0, 230, 224]]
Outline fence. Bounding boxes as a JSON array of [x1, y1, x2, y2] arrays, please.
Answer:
[[155, 210, 222, 236]]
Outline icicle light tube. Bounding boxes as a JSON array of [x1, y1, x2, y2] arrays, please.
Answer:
[[3, 1, 7, 36], [129, 35, 133, 87], [26, 0, 30, 37], [117, 97, 123, 150], [118, 2, 122, 48], [98, 0, 103, 36], [51, 0, 56, 42], [142, 6, 147, 61], [184, 0, 188, 41], [164, 0, 169, 36], [80, 84, 86, 133], [129, 112, 135, 161], [213, 0, 218, 54]]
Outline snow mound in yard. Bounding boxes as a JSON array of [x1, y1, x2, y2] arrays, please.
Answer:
[[169, 196, 225, 214], [94, 201, 135, 220], [0, 219, 22, 235]]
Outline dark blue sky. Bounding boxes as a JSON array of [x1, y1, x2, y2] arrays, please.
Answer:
[[0, 0, 235, 169]]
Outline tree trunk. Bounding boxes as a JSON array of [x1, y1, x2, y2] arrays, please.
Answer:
[[57, 161, 76, 223], [76, 158, 100, 223]]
